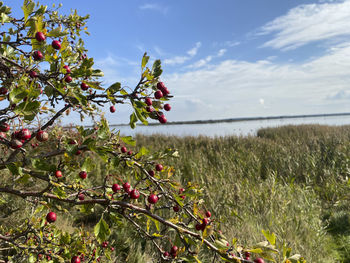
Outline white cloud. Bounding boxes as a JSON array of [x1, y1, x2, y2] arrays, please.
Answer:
[[164, 42, 202, 65], [139, 4, 168, 14], [187, 49, 227, 69], [259, 0, 350, 50], [162, 42, 350, 121]]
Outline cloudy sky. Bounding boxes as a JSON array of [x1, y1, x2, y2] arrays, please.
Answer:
[[10, 0, 350, 124]]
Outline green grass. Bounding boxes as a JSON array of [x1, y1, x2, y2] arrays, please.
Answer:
[[135, 124, 350, 262]]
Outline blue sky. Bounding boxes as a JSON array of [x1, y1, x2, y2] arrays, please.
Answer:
[[8, 0, 350, 124]]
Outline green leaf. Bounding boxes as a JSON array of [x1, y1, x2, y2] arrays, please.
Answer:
[[141, 52, 149, 69], [135, 146, 149, 158], [22, 0, 35, 22], [107, 82, 121, 94], [47, 27, 68, 37], [94, 218, 111, 243], [262, 229, 276, 245], [31, 158, 56, 172], [129, 112, 137, 129], [81, 157, 95, 172], [6, 162, 23, 176], [121, 136, 136, 146]]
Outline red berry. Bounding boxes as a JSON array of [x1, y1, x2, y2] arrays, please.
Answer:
[[79, 171, 87, 179], [36, 130, 48, 142], [64, 75, 72, 83], [123, 182, 131, 191], [244, 252, 251, 259], [158, 114, 167, 124], [254, 258, 265, 263], [78, 194, 85, 200], [55, 170, 62, 178], [154, 90, 163, 99], [205, 211, 211, 218], [121, 146, 127, 153], [29, 70, 38, 78], [10, 139, 23, 149], [19, 129, 31, 140], [68, 139, 77, 145], [157, 82, 166, 90], [127, 150, 133, 155], [35, 32, 46, 42], [63, 65, 71, 74], [162, 87, 170, 96], [155, 164, 163, 172], [164, 104, 171, 111], [46, 212, 57, 223], [148, 170, 155, 176], [148, 194, 159, 204], [75, 150, 82, 155], [71, 256, 81, 263], [145, 98, 152, 106], [202, 218, 209, 226], [130, 189, 140, 199], [110, 105, 116, 113], [195, 223, 204, 231], [146, 106, 154, 112], [112, 183, 121, 193], [0, 132, 6, 140], [0, 87, 7, 95], [179, 188, 185, 194], [33, 50, 43, 61], [81, 82, 89, 91], [163, 251, 170, 257], [170, 246, 178, 254], [51, 40, 61, 50], [173, 206, 180, 212], [0, 123, 10, 132]]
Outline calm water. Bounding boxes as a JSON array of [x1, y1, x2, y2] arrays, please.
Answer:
[[112, 115, 350, 137]]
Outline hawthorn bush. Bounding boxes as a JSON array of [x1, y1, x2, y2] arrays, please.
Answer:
[[0, 1, 305, 262]]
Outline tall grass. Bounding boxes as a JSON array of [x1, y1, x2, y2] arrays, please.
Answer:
[[136, 124, 350, 262]]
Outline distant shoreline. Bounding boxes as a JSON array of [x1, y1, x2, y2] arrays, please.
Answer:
[[107, 112, 350, 127]]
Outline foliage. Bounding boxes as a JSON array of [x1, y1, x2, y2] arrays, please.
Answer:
[[0, 1, 305, 262]]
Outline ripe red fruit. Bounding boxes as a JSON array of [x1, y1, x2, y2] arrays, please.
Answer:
[[78, 194, 85, 201], [79, 171, 87, 179], [75, 150, 82, 155], [29, 70, 38, 78], [148, 194, 159, 204], [173, 206, 180, 212], [158, 114, 167, 124], [130, 189, 140, 199], [10, 139, 23, 149], [81, 82, 89, 91], [163, 251, 170, 257], [155, 164, 163, 172], [162, 87, 170, 96], [112, 183, 121, 193], [19, 129, 31, 140], [145, 98, 152, 106], [33, 50, 43, 61], [51, 40, 61, 50], [110, 105, 116, 113], [46, 212, 57, 223], [244, 252, 251, 259], [63, 65, 71, 74], [254, 258, 265, 263], [205, 211, 212, 218], [0, 132, 6, 140], [120, 146, 127, 153], [64, 75, 72, 83], [68, 139, 77, 145], [55, 170, 62, 178], [148, 170, 155, 176], [35, 32, 46, 42], [123, 182, 131, 191], [202, 218, 209, 226], [157, 82, 166, 90], [170, 246, 178, 254], [71, 256, 81, 263], [0, 123, 10, 132], [127, 150, 133, 155], [195, 223, 204, 231], [0, 87, 8, 95], [36, 130, 48, 142], [146, 106, 154, 113], [154, 90, 163, 99], [164, 104, 171, 111]]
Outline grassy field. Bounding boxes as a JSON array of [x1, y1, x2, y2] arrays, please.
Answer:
[[136, 124, 350, 262]]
